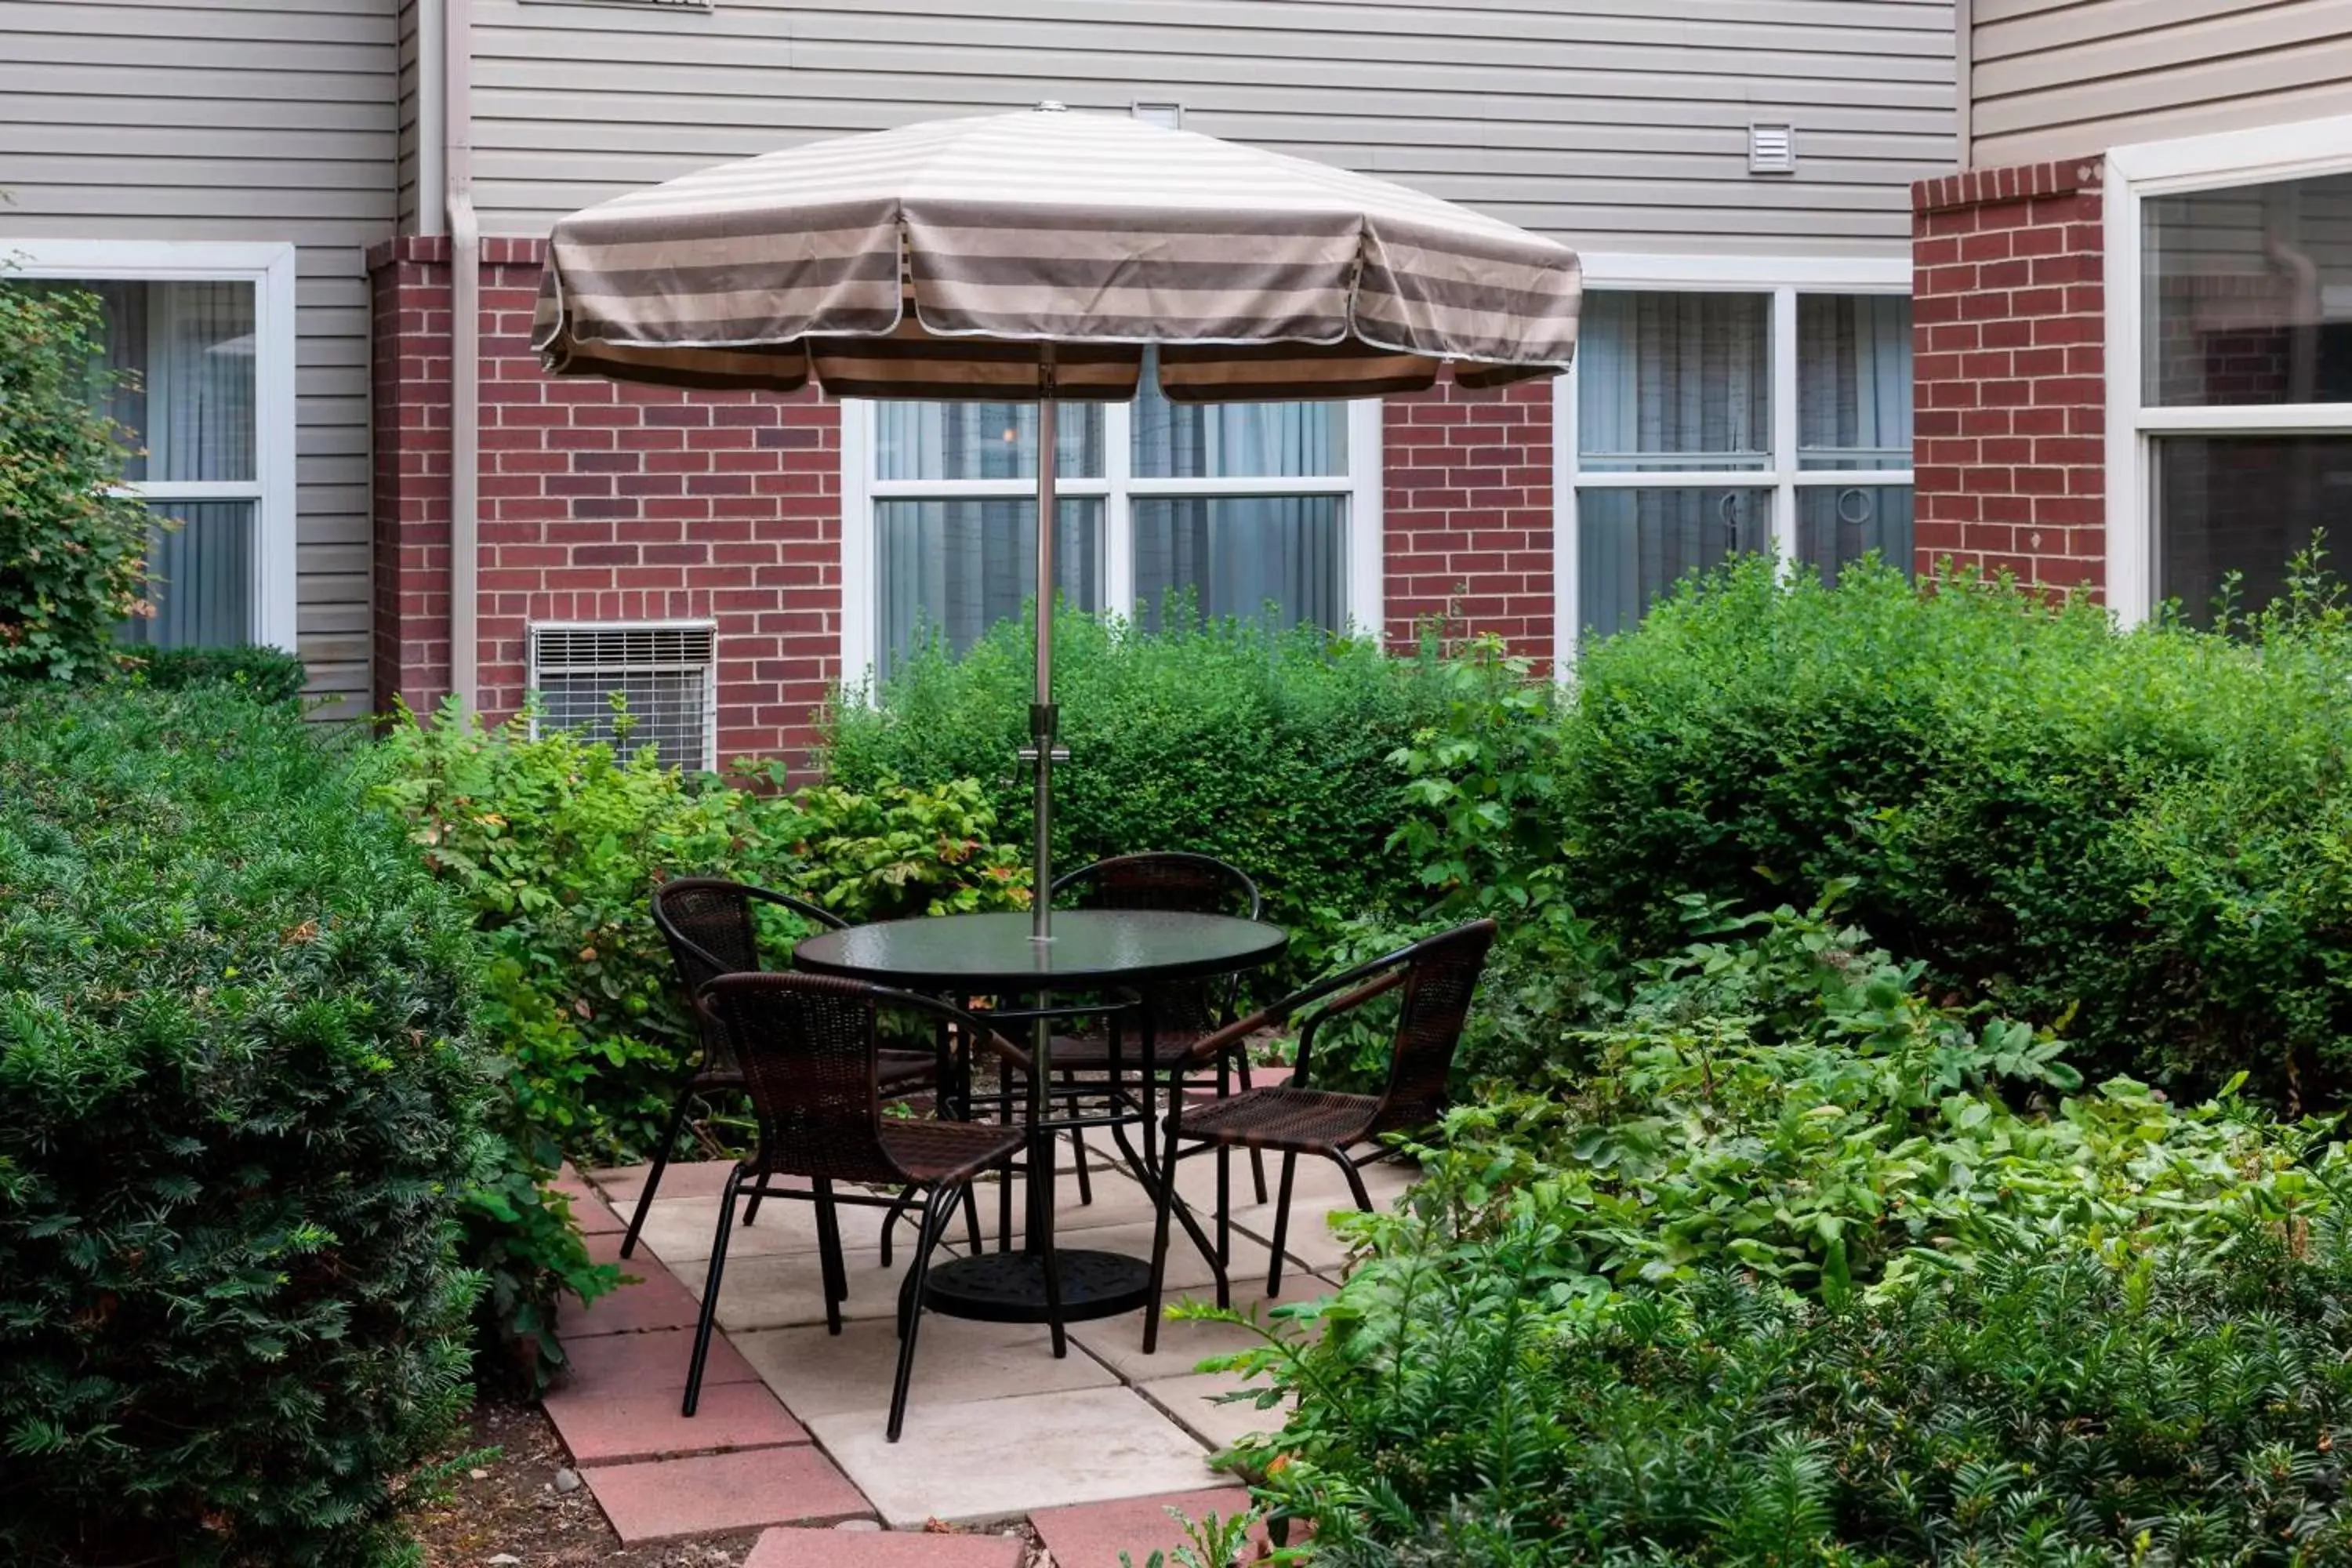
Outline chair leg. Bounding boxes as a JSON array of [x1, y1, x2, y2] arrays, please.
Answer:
[[1062, 1069, 1094, 1206], [1266, 1153, 1298, 1298], [960, 1181, 984, 1254], [1142, 1134, 1179, 1357], [683, 1164, 745, 1417], [1236, 1058, 1269, 1205], [812, 1177, 847, 1337], [887, 1188, 955, 1443], [742, 1177, 764, 1229], [876, 1183, 918, 1269], [1338, 1152, 1374, 1215], [619, 1084, 694, 1260]]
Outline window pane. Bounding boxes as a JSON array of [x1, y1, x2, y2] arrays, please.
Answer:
[[78, 280, 256, 483], [1798, 295, 1912, 470], [1577, 292, 1770, 471], [874, 401, 1103, 481], [123, 500, 253, 648], [875, 498, 1103, 673], [1133, 384, 1345, 478], [1795, 485, 1914, 583], [1576, 487, 1772, 639], [2144, 171, 2352, 406], [1131, 497, 1345, 631], [2156, 434, 2352, 624]]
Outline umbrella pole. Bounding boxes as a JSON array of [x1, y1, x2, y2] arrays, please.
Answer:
[[1027, 346, 1060, 944]]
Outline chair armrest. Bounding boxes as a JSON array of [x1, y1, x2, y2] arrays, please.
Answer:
[[1289, 967, 1407, 1088]]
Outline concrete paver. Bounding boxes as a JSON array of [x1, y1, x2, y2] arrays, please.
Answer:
[[735, 1314, 1116, 1421], [583, 1445, 871, 1543], [1069, 1289, 1325, 1384], [1139, 1370, 1289, 1454], [587, 1159, 739, 1208], [544, 1379, 808, 1466], [808, 1387, 1224, 1528], [744, 1526, 1028, 1568], [1029, 1486, 1264, 1568], [675, 1243, 938, 1333]]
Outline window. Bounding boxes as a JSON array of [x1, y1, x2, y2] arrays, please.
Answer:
[[840, 356, 1381, 681], [2, 241, 296, 650], [1557, 256, 1914, 655], [528, 622, 717, 771], [2109, 120, 2352, 625]]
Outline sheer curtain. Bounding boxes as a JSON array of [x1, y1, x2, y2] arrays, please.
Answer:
[[1796, 294, 1914, 582], [1576, 292, 1772, 637], [87, 280, 258, 648], [1131, 365, 1345, 631]]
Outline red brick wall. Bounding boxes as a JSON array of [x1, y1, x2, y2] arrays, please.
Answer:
[[1911, 158, 2107, 593], [368, 238, 842, 764], [1382, 378, 1555, 662]]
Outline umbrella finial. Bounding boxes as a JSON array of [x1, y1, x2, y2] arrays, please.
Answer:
[[1034, 100, 1067, 113]]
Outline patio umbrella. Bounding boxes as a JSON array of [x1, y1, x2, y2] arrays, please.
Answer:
[[534, 103, 1582, 938]]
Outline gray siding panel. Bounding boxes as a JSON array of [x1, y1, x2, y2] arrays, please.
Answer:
[[1973, 0, 2352, 165], [471, 0, 1957, 256], [0, 0, 394, 710]]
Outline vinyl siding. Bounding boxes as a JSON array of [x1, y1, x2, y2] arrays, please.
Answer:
[[0, 0, 396, 716], [1973, 0, 2352, 165], [471, 0, 1957, 256]]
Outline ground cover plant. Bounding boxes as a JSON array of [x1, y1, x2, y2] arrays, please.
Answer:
[[0, 682, 491, 1566]]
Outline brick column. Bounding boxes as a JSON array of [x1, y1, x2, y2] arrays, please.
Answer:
[[369, 238, 843, 764], [1381, 378, 1555, 662], [1910, 158, 2107, 593]]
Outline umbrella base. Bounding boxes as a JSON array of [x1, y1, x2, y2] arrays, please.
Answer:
[[919, 1248, 1152, 1324]]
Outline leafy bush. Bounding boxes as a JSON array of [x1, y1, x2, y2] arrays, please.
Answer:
[[1194, 910, 2352, 1565], [823, 607, 1451, 964], [1214, 1224, 2352, 1566], [0, 278, 154, 681], [360, 699, 1030, 1167], [0, 684, 488, 1566], [1539, 554, 2352, 1106], [126, 643, 310, 706]]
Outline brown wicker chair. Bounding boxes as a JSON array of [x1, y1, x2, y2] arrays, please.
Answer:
[[685, 971, 1044, 1440], [1046, 852, 1270, 1212], [1140, 919, 1497, 1354], [637, 879, 940, 1260]]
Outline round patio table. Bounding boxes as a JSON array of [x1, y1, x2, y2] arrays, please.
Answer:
[[794, 909, 1287, 1324]]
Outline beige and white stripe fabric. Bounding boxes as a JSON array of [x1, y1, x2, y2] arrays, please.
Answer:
[[533, 106, 1580, 402]]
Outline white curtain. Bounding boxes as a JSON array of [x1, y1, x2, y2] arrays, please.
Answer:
[[1795, 295, 1915, 582]]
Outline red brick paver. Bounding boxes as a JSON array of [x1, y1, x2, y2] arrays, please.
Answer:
[[1029, 1486, 1263, 1568], [558, 1325, 755, 1399], [545, 1380, 808, 1467], [583, 1446, 870, 1543], [745, 1526, 1026, 1567], [559, 1254, 703, 1338]]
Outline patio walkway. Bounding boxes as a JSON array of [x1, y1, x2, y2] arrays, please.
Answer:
[[548, 1144, 1411, 1564]]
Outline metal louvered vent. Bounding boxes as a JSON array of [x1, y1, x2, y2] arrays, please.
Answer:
[[1748, 123, 1797, 176], [528, 621, 717, 772]]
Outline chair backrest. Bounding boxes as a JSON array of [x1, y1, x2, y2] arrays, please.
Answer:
[[1367, 920, 1498, 1137], [1054, 852, 1261, 921], [699, 971, 971, 1187], [651, 879, 845, 1076]]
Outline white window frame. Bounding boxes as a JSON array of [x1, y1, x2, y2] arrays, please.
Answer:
[[837, 397, 1384, 685], [0, 239, 298, 652], [2104, 113, 2352, 623], [1553, 253, 1915, 676]]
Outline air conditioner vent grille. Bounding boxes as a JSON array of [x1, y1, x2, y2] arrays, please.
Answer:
[[528, 621, 717, 772]]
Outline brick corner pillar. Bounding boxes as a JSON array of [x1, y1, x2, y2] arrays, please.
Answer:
[[368, 235, 456, 720], [1381, 377, 1555, 663], [1911, 157, 2108, 596], [370, 237, 844, 764]]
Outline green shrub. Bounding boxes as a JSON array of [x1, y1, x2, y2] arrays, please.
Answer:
[[822, 606, 1451, 964], [359, 699, 1030, 1167], [0, 278, 154, 681], [126, 644, 310, 706], [1212, 1224, 2352, 1566], [0, 684, 488, 1566], [1542, 554, 2352, 1105]]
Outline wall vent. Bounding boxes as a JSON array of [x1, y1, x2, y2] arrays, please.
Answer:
[[528, 621, 718, 771], [1131, 102, 1185, 129], [1748, 123, 1798, 176]]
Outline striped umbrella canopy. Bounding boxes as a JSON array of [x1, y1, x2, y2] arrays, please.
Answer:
[[532, 104, 1581, 401]]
